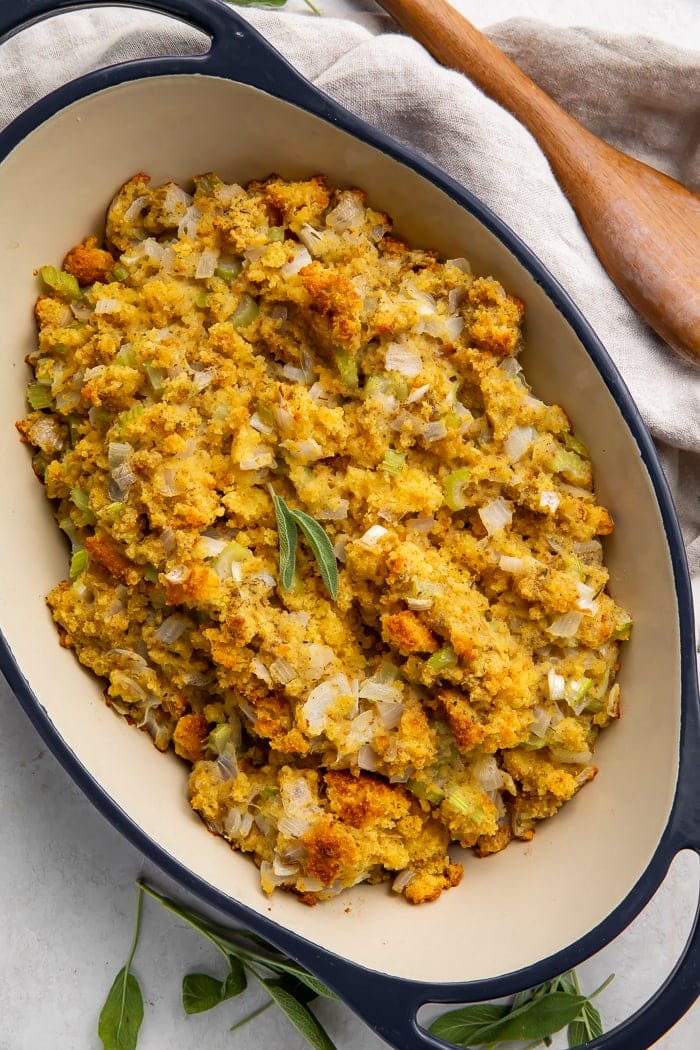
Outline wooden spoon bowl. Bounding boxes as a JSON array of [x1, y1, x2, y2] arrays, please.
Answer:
[[378, 0, 700, 365]]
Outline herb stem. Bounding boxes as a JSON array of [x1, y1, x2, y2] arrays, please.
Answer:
[[123, 885, 144, 1011], [230, 999, 274, 1032]]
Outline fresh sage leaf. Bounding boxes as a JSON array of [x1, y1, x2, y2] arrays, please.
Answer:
[[223, 955, 248, 997], [98, 886, 144, 1050], [182, 972, 227, 1014], [429, 1002, 511, 1043], [269, 487, 297, 589], [568, 997, 604, 1046], [181, 963, 246, 1016], [472, 991, 589, 1045], [262, 978, 337, 1050], [289, 507, 339, 599], [98, 968, 144, 1050]]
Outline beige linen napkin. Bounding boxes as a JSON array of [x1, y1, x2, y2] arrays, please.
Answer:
[[1, 4, 698, 575]]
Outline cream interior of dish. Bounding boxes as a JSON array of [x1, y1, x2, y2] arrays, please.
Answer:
[[0, 75, 680, 982]]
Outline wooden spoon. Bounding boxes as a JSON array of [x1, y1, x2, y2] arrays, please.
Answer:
[[377, 0, 700, 365]]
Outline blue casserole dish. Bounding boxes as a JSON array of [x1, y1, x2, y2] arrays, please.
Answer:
[[0, 1, 698, 1046]]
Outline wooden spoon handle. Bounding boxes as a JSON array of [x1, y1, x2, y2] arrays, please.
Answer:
[[378, 0, 700, 365]]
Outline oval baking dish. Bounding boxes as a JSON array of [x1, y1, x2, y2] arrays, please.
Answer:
[[0, 2, 698, 1047]]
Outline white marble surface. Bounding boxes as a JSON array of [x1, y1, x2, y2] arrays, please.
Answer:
[[1, 2, 699, 1048]]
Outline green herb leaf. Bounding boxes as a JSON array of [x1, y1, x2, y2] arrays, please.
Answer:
[[269, 487, 297, 589], [98, 887, 144, 1050], [480, 992, 589, 1043], [429, 1002, 511, 1044], [262, 978, 337, 1050], [181, 960, 246, 1014], [98, 969, 144, 1050], [288, 507, 338, 599], [182, 973, 228, 1014], [223, 956, 248, 998], [568, 999, 604, 1047]]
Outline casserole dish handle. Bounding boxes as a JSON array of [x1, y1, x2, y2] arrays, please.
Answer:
[[0, 0, 341, 122]]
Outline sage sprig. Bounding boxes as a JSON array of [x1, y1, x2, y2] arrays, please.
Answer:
[[139, 881, 338, 1049], [269, 488, 339, 599], [428, 969, 614, 1049]]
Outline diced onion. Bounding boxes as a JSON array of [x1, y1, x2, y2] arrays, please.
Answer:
[[281, 246, 313, 277], [385, 343, 423, 377], [94, 298, 121, 314], [357, 744, 378, 771], [479, 498, 513, 535], [548, 669, 566, 701], [376, 701, 404, 730], [358, 680, 402, 703], [124, 195, 150, 222], [195, 248, 219, 279], [108, 441, 132, 470], [499, 555, 526, 574], [576, 581, 601, 614], [360, 524, 389, 547], [392, 869, 416, 893], [539, 490, 561, 512], [153, 615, 186, 646], [407, 383, 430, 404], [529, 706, 551, 738], [270, 658, 297, 685], [547, 611, 583, 638], [446, 257, 471, 273], [423, 420, 448, 443], [504, 426, 536, 463]]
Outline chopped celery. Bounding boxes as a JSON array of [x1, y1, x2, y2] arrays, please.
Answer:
[[563, 553, 585, 581], [59, 517, 80, 551], [145, 363, 166, 398], [231, 293, 259, 333], [563, 432, 589, 457], [118, 404, 145, 433], [67, 414, 82, 448], [549, 447, 591, 487], [143, 564, 159, 583], [381, 449, 406, 476], [444, 412, 462, 430], [70, 548, 89, 580], [212, 541, 253, 580], [267, 227, 285, 242], [260, 786, 280, 800], [612, 615, 633, 640], [111, 264, 129, 282], [207, 724, 233, 755], [102, 502, 124, 522], [363, 373, 407, 400], [335, 348, 359, 390], [40, 265, 81, 301], [407, 780, 445, 806], [570, 678, 593, 707], [91, 407, 114, 427], [446, 788, 483, 821], [27, 383, 52, 410], [70, 487, 96, 527], [427, 646, 458, 672], [35, 358, 53, 386], [443, 468, 471, 511], [195, 290, 210, 309], [115, 345, 137, 367], [255, 402, 275, 428], [32, 452, 48, 480], [214, 258, 243, 282], [194, 173, 222, 195]]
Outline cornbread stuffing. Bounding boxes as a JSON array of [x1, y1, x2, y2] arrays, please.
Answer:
[[18, 172, 631, 905]]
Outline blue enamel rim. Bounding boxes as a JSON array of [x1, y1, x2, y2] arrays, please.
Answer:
[[1, 2, 698, 1047]]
